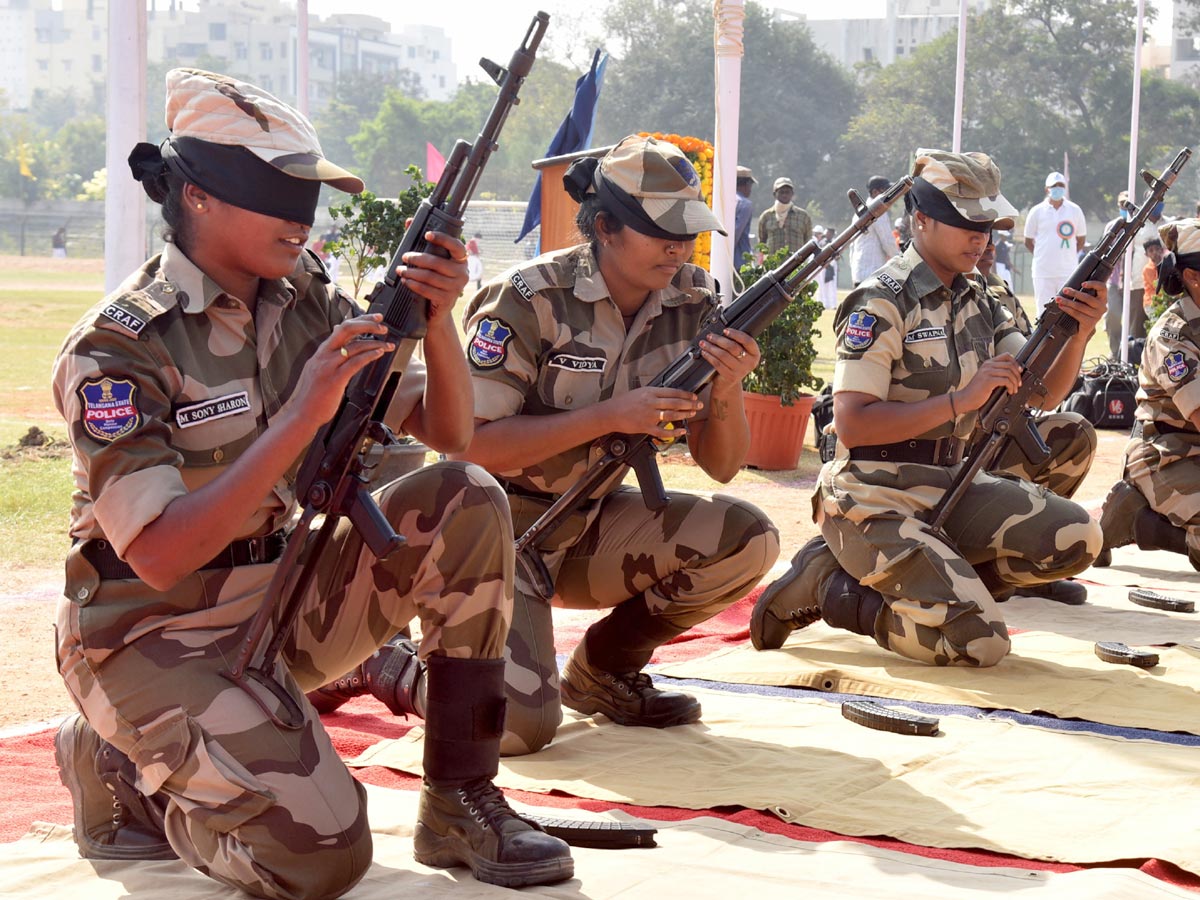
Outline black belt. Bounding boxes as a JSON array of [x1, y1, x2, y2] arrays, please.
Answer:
[[1132, 420, 1193, 439], [497, 478, 558, 504], [849, 437, 967, 466], [78, 530, 288, 581]]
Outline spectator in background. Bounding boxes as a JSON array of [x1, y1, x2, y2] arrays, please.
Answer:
[[993, 229, 1013, 285], [849, 175, 900, 287], [1024, 171, 1087, 316], [52, 227, 67, 258], [733, 165, 757, 267], [814, 225, 839, 310], [466, 231, 484, 290], [1143, 237, 1165, 307], [757, 176, 812, 256]]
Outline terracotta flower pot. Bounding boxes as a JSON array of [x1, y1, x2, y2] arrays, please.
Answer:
[[742, 391, 815, 471]]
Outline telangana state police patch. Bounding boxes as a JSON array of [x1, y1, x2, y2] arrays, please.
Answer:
[[469, 317, 513, 368], [1166, 350, 1191, 383], [78, 377, 140, 442], [844, 311, 877, 351]]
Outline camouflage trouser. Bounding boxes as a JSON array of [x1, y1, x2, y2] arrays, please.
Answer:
[[991, 411, 1097, 499], [56, 462, 512, 900], [820, 468, 1101, 667], [1124, 435, 1200, 558], [501, 486, 779, 755]]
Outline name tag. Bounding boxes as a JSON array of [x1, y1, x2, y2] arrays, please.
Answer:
[[548, 353, 605, 372], [175, 391, 251, 429], [904, 326, 947, 344]]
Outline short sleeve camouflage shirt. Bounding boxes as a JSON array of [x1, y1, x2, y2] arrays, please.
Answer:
[[51, 243, 425, 556], [1137, 294, 1200, 431], [462, 243, 719, 497]]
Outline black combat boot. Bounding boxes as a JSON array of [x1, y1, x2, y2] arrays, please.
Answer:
[[307, 633, 425, 717], [560, 597, 701, 727], [1133, 507, 1190, 555], [54, 714, 177, 860], [750, 536, 842, 650], [1094, 480, 1149, 567], [1019, 580, 1088, 605], [414, 655, 573, 888], [819, 570, 886, 637]]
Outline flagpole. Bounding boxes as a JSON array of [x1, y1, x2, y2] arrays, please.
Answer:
[[712, 0, 746, 304], [297, 0, 309, 115], [105, 0, 147, 293], [1122, 0, 1147, 364], [951, 0, 967, 152]]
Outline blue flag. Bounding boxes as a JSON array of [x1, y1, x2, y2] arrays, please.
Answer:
[[516, 48, 608, 245]]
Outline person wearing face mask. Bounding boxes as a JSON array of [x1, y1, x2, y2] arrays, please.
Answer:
[[1095, 218, 1200, 571], [756, 176, 813, 257], [1024, 171, 1088, 316]]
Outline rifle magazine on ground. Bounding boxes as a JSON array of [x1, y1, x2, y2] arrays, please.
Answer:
[[1129, 588, 1195, 613], [841, 699, 939, 736], [523, 815, 658, 849], [1094, 641, 1160, 668]]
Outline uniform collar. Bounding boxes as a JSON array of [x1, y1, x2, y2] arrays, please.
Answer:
[[904, 242, 973, 300], [572, 243, 693, 309], [159, 241, 299, 314]]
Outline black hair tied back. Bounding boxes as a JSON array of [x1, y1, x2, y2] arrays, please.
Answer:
[[128, 142, 171, 204], [563, 156, 600, 203]]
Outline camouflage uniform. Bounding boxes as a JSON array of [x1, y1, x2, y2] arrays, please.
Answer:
[[980, 271, 1098, 498], [1121, 292, 1200, 556], [465, 244, 779, 754], [52, 243, 512, 899], [816, 244, 1101, 667]]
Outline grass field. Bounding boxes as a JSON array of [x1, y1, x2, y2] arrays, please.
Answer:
[[0, 255, 1111, 574]]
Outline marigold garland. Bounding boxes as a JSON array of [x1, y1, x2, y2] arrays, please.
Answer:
[[638, 131, 716, 271]]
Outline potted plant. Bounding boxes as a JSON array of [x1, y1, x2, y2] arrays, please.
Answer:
[[737, 245, 824, 470]]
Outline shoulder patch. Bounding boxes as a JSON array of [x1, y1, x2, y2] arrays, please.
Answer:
[[78, 377, 140, 442], [469, 317, 514, 368], [100, 302, 148, 336], [510, 272, 536, 301], [98, 291, 169, 337], [1165, 350, 1192, 383], [877, 272, 904, 294], [844, 311, 877, 351]]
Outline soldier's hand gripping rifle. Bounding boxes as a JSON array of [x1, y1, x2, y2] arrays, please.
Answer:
[[923, 147, 1191, 537], [224, 12, 550, 728], [514, 176, 914, 599]]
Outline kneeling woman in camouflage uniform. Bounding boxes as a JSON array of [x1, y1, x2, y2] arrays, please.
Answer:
[[1096, 218, 1200, 570], [750, 149, 1104, 667], [50, 69, 571, 897], [453, 135, 779, 753]]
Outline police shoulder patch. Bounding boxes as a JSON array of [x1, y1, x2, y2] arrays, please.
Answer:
[[844, 311, 878, 351], [78, 377, 141, 442], [469, 317, 514, 368], [1165, 350, 1193, 383], [877, 272, 904, 294]]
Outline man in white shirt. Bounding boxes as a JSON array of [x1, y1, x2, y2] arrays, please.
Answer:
[[850, 175, 901, 286], [1023, 171, 1087, 315]]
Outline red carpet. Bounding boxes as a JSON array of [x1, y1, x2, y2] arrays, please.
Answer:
[[5, 591, 1197, 892]]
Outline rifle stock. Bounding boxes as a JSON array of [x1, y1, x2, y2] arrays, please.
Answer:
[[923, 147, 1191, 535], [224, 13, 550, 727], [513, 176, 914, 600]]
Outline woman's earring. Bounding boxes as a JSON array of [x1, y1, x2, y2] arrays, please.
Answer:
[[195, 204, 204, 210]]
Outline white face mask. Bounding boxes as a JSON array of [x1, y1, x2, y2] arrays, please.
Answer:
[[1049, 186, 1066, 201]]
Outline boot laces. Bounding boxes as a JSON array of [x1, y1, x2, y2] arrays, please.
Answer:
[[457, 778, 522, 832], [602, 671, 656, 698], [786, 606, 822, 628]]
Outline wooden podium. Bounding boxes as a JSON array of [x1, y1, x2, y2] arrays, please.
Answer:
[[530, 145, 613, 253]]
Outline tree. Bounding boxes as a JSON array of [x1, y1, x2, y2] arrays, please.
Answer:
[[592, 0, 860, 223]]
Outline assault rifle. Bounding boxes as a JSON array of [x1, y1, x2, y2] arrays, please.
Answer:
[[923, 147, 1191, 536], [225, 12, 550, 728], [514, 177, 914, 599]]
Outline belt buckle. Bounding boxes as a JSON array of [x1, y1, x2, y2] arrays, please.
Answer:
[[248, 537, 264, 564]]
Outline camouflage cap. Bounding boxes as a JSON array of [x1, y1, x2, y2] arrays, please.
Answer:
[[599, 135, 726, 237], [164, 68, 363, 193], [911, 148, 1018, 231], [1159, 218, 1200, 256]]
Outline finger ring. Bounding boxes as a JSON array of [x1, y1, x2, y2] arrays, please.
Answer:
[[739, 351, 747, 358], [454, 254, 468, 263], [340, 346, 349, 358], [658, 410, 666, 422]]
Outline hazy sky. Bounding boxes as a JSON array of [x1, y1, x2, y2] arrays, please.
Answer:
[[301, 0, 1172, 84]]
